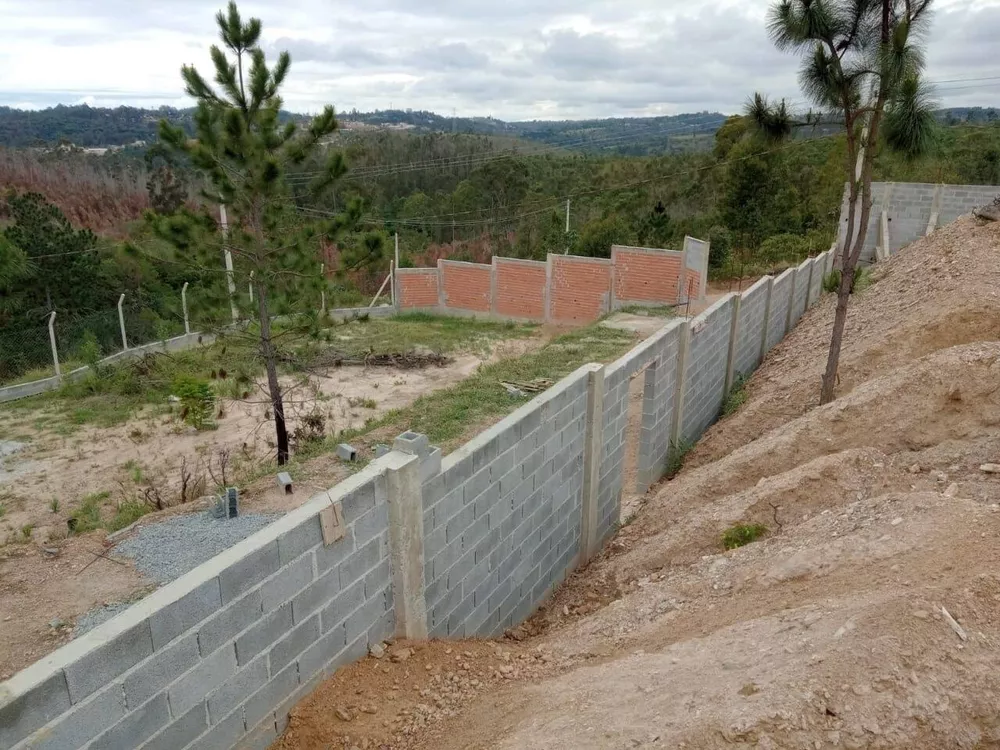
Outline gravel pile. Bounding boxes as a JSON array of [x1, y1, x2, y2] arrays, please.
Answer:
[[113, 511, 281, 584]]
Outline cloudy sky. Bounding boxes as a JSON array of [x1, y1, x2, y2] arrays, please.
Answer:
[[1, 0, 998, 120]]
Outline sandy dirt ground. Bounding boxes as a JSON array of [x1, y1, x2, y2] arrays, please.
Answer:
[[275, 216, 1000, 750], [0, 334, 549, 679]]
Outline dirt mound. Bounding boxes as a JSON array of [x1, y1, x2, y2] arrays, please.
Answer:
[[276, 218, 1000, 750], [692, 215, 1000, 467]]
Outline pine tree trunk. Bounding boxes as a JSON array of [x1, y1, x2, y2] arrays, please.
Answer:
[[255, 281, 290, 465]]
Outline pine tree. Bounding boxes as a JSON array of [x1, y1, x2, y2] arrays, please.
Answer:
[[156, 1, 378, 465], [751, 0, 936, 404]]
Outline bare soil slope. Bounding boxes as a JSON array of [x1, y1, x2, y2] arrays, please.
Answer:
[[278, 217, 1000, 750]]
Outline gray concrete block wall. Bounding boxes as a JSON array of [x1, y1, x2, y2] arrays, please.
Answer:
[[598, 321, 683, 539], [808, 255, 824, 306], [733, 278, 770, 378], [4, 464, 397, 750], [839, 182, 999, 261], [419, 368, 591, 639], [790, 259, 811, 327], [765, 269, 794, 354], [681, 297, 735, 445]]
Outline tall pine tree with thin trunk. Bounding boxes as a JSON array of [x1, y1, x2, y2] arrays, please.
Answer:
[[750, 0, 936, 404], [156, 1, 375, 465]]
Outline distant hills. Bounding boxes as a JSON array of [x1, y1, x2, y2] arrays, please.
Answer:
[[0, 103, 996, 154]]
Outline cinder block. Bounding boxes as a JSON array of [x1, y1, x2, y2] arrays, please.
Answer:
[[320, 579, 366, 633], [463, 466, 492, 504], [276, 517, 323, 566], [260, 552, 314, 614], [218, 541, 280, 604], [352, 502, 389, 549], [235, 605, 292, 667], [445, 504, 475, 543], [462, 514, 490, 552], [431, 487, 463, 528], [345, 591, 388, 642], [91, 693, 170, 750], [447, 592, 476, 636], [271, 614, 323, 676], [141, 702, 209, 750], [297, 623, 347, 684], [363, 558, 391, 599], [169, 644, 237, 717], [124, 632, 200, 708], [185, 703, 245, 750], [197, 589, 263, 657], [430, 583, 464, 631], [206, 655, 269, 724], [149, 578, 222, 650], [64, 619, 154, 703], [471, 437, 500, 474], [314, 524, 356, 574], [490, 449, 515, 482], [393, 431, 430, 456], [339, 537, 383, 588], [0, 671, 71, 749], [291, 566, 341, 626], [22, 680, 126, 750], [242, 662, 298, 732], [340, 482, 376, 524]]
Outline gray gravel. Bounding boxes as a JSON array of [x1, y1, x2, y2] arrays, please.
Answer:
[[113, 511, 281, 584], [75, 601, 135, 636]]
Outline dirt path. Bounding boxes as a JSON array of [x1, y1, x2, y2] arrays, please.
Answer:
[[275, 217, 1000, 749]]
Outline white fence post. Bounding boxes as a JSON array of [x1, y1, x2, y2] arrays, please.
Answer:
[[117, 293, 128, 351], [320, 264, 326, 314], [249, 271, 254, 305], [181, 282, 190, 335], [48, 311, 61, 378]]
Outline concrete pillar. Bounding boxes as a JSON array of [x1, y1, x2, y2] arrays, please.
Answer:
[[579, 364, 605, 565], [669, 320, 692, 448], [724, 295, 742, 395], [48, 311, 61, 378], [181, 282, 190, 335], [384, 451, 428, 639], [117, 293, 128, 351], [757, 276, 774, 364], [784, 268, 797, 335]]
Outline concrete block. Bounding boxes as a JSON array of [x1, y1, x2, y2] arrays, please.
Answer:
[[185, 704, 245, 750], [352, 502, 389, 549], [197, 589, 263, 657], [490, 448, 515, 482], [393, 431, 430, 456], [206, 654, 269, 724], [314, 524, 355, 574], [420, 447, 443, 483], [320, 579, 366, 633], [64, 619, 154, 703], [463, 465, 492, 505], [235, 605, 293, 667], [243, 716, 279, 750], [0, 671, 71, 749], [339, 537, 383, 589], [364, 558, 391, 599], [141, 702, 210, 750], [277, 472, 293, 495], [445, 503, 475, 543], [277, 517, 323, 566], [447, 593, 476, 636], [149, 578, 222, 650], [242, 662, 298, 732], [471, 437, 500, 474], [22, 681, 126, 750], [91, 693, 171, 750], [123, 632, 200, 708], [336, 443, 358, 462], [169, 644, 237, 717], [218, 541, 280, 604], [345, 591, 388, 642], [297, 623, 348, 684], [432, 487, 463, 528], [462, 513, 490, 552], [341, 482, 376, 524], [260, 552, 314, 614], [269, 614, 322, 676], [291, 566, 341, 625]]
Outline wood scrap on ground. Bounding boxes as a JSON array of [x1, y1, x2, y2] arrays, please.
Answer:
[[500, 379, 554, 396], [312, 349, 452, 369]]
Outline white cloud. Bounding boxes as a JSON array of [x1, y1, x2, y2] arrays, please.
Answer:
[[0, 0, 997, 119]]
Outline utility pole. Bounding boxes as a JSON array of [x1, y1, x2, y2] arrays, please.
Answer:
[[219, 202, 239, 324], [394, 232, 400, 270]]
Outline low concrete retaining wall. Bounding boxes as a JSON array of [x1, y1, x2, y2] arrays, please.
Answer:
[[0, 333, 216, 405], [0, 249, 833, 750]]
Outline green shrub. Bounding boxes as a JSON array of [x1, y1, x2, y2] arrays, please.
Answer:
[[823, 267, 872, 294], [722, 523, 768, 550], [70, 492, 109, 534], [78, 330, 102, 370], [759, 234, 810, 265], [722, 373, 749, 417], [171, 376, 216, 430], [665, 438, 694, 479], [708, 225, 734, 270], [108, 500, 151, 532]]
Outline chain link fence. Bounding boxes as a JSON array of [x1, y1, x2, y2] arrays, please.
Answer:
[[0, 319, 56, 384]]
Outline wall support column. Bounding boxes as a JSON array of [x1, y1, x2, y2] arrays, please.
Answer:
[[384, 452, 428, 639], [579, 364, 605, 565]]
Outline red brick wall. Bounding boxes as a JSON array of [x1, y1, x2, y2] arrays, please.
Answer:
[[612, 247, 684, 305], [397, 269, 440, 309], [440, 261, 492, 312], [549, 256, 612, 324], [494, 258, 546, 320]]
